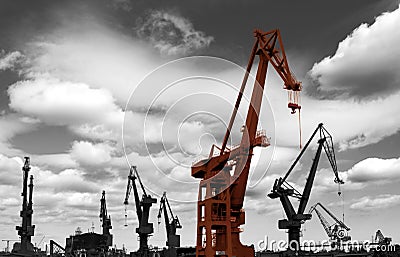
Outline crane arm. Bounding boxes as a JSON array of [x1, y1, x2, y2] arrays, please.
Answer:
[[279, 125, 321, 186], [309, 204, 332, 237], [220, 29, 301, 155], [316, 203, 349, 231], [256, 29, 301, 92], [165, 194, 182, 229], [297, 140, 324, 214], [271, 124, 342, 215], [134, 166, 148, 197], [158, 193, 171, 236], [231, 30, 302, 208], [320, 126, 343, 184], [124, 166, 143, 222]]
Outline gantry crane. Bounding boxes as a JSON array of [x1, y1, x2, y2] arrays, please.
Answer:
[[100, 190, 113, 248], [15, 157, 35, 254], [309, 202, 350, 248], [191, 29, 302, 257], [124, 166, 157, 257], [268, 123, 344, 251], [157, 192, 182, 248]]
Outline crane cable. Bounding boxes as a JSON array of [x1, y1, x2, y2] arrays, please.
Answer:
[[341, 186, 345, 224], [298, 109, 302, 149], [124, 205, 128, 227]]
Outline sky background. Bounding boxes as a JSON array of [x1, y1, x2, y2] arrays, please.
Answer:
[[1, 0, 400, 253]]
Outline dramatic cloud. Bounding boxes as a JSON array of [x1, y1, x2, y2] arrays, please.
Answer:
[[0, 50, 24, 71], [136, 10, 214, 56], [350, 194, 400, 211], [346, 157, 400, 184], [24, 23, 159, 106], [308, 5, 400, 99]]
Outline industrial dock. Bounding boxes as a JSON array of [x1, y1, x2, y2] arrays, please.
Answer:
[[1, 1, 400, 257]]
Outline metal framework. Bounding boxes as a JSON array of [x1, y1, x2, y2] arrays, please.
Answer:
[[268, 123, 344, 251], [309, 202, 350, 248], [100, 190, 113, 248], [157, 192, 182, 248], [191, 29, 301, 257], [375, 230, 392, 245], [15, 157, 36, 254], [124, 166, 157, 257]]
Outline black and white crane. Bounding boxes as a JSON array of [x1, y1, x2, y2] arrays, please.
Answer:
[[124, 166, 157, 257], [268, 123, 344, 251], [309, 202, 350, 248], [100, 190, 113, 248], [157, 192, 182, 248]]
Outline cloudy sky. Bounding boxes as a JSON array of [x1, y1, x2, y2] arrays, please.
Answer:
[[1, 0, 400, 252]]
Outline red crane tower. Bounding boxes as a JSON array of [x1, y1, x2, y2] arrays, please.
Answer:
[[191, 29, 302, 257]]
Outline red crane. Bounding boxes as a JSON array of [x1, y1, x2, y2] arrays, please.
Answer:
[[191, 29, 301, 257]]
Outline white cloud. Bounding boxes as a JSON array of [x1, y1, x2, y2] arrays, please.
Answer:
[[308, 5, 400, 98], [0, 50, 24, 70], [136, 10, 214, 56], [350, 194, 400, 211], [35, 168, 100, 193], [8, 75, 123, 126], [346, 157, 400, 183], [33, 153, 78, 171], [25, 25, 159, 106], [70, 141, 114, 167]]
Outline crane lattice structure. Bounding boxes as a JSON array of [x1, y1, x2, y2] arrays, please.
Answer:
[[309, 202, 350, 248], [191, 29, 302, 257], [157, 192, 182, 248], [268, 123, 344, 252]]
